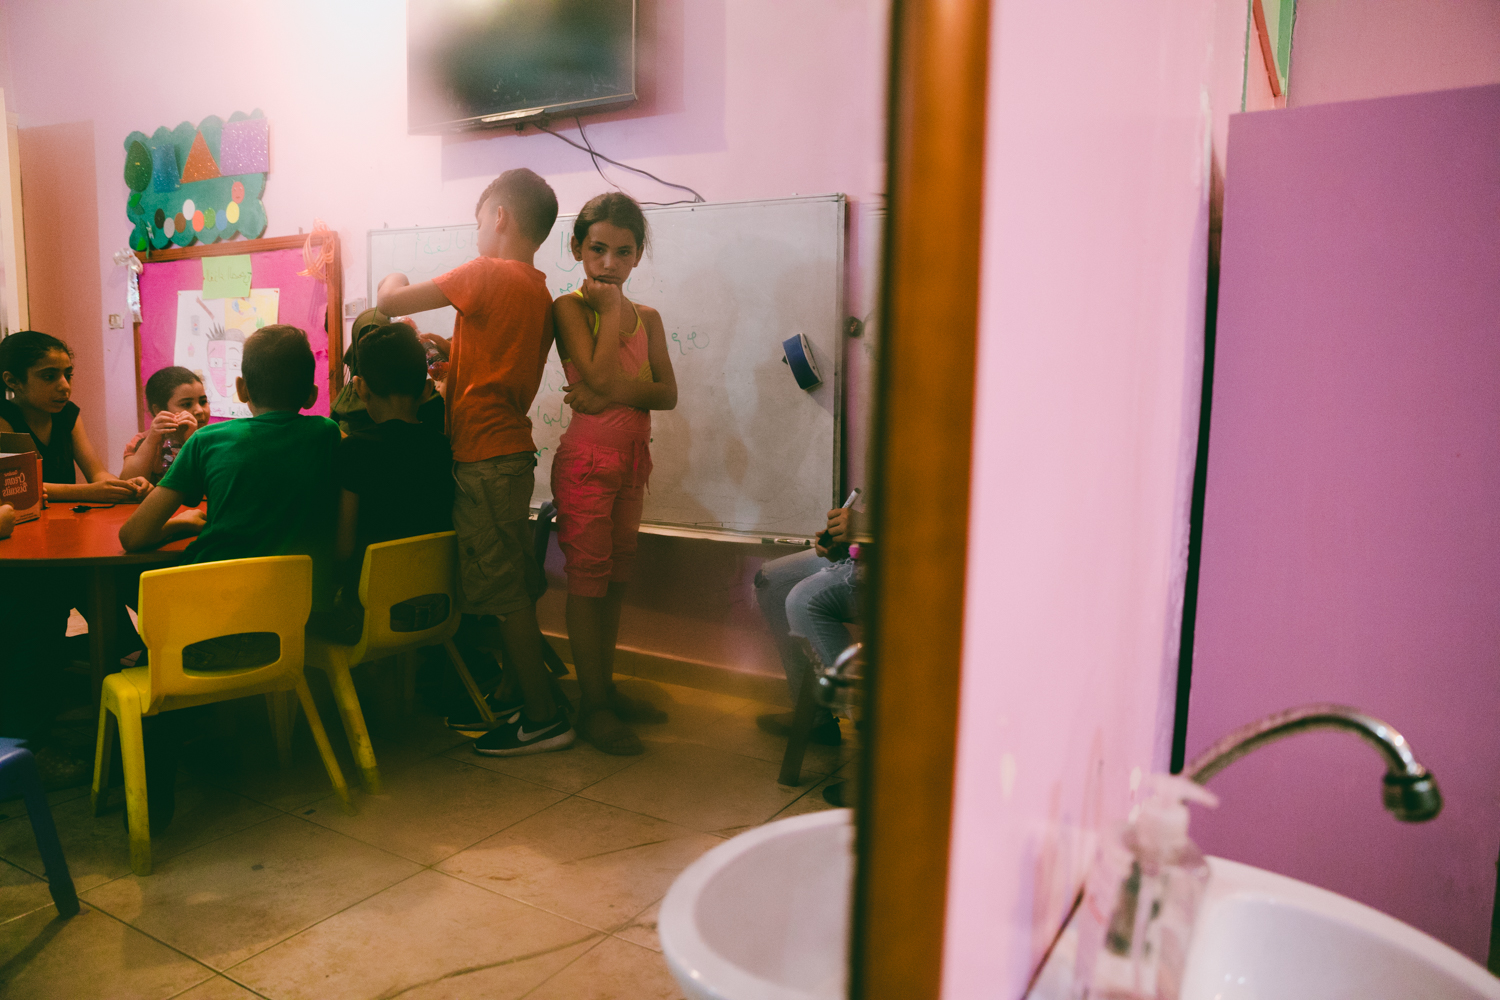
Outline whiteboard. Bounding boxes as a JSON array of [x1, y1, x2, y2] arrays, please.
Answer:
[[368, 194, 844, 537]]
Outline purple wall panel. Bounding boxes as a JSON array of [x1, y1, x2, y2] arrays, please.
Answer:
[[1188, 84, 1500, 961]]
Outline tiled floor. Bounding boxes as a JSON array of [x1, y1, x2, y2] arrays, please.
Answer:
[[0, 673, 852, 999]]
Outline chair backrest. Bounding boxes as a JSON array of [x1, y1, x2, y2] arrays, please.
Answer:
[[349, 530, 461, 664], [136, 555, 312, 712]]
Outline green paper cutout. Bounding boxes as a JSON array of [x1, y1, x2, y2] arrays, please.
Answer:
[[123, 110, 268, 252], [202, 255, 253, 299]]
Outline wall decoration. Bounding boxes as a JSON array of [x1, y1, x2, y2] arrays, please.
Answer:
[[173, 287, 280, 420], [124, 110, 269, 252]]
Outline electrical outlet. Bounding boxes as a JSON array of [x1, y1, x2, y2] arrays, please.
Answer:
[[344, 297, 366, 318], [108, 314, 124, 329]]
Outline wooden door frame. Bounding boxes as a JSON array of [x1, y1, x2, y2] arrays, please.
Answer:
[[853, 1, 990, 998]]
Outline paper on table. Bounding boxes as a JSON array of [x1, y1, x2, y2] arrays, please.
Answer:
[[202, 254, 252, 299], [174, 287, 279, 420]]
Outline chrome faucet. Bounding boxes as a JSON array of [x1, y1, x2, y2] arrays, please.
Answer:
[[1184, 703, 1443, 822]]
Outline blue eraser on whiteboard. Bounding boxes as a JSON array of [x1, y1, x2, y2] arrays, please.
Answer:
[[781, 333, 822, 390]]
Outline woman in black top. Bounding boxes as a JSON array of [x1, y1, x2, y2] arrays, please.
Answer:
[[0, 331, 149, 503]]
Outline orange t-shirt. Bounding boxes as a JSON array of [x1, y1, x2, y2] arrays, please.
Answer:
[[434, 256, 554, 462]]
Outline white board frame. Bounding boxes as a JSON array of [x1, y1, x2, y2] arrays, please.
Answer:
[[368, 194, 846, 541]]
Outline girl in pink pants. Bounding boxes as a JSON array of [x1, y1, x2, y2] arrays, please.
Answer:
[[552, 193, 679, 755]]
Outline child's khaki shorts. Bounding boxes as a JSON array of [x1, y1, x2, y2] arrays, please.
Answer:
[[451, 452, 545, 617]]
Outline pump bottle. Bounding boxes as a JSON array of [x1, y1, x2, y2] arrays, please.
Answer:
[[1071, 775, 1219, 1000]]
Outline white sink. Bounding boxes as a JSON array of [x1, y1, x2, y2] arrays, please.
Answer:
[[660, 809, 853, 1000], [1184, 856, 1500, 1000], [660, 810, 1499, 1000]]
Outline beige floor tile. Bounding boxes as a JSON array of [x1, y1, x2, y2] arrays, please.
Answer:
[[303, 755, 565, 865], [81, 813, 420, 970], [357, 707, 471, 777], [773, 769, 850, 820], [0, 783, 90, 821], [0, 779, 284, 897], [228, 868, 600, 1000], [613, 898, 663, 952], [171, 975, 266, 999], [449, 739, 644, 794], [524, 935, 686, 1000], [578, 742, 807, 834], [0, 860, 55, 923], [189, 736, 357, 815], [677, 700, 855, 775], [438, 797, 719, 932], [0, 790, 132, 892], [0, 904, 213, 1000]]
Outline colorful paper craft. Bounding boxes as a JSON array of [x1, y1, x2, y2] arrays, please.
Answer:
[[218, 117, 269, 175], [180, 131, 221, 183], [124, 110, 268, 251], [173, 287, 279, 420]]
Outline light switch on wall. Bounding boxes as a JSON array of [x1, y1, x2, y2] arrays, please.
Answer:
[[108, 314, 124, 328]]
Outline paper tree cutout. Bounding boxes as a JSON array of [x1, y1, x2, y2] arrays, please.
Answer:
[[123, 110, 268, 251], [180, 131, 222, 183]]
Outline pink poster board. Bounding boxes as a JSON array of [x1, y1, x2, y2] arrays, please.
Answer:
[[137, 245, 333, 422]]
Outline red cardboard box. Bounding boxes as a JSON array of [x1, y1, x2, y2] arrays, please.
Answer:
[[0, 432, 41, 524]]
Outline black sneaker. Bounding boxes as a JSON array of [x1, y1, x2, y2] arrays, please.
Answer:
[[444, 693, 523, 736], [472, 710, 576, 756]]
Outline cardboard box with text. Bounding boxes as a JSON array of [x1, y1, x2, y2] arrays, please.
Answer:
[[0, 432, 42, 523]]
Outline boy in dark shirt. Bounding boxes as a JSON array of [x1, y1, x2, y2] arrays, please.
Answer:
[[328, 322, 454, 636]]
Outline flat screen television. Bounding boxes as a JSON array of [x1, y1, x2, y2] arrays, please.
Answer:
[[408, 0, 637, 134]]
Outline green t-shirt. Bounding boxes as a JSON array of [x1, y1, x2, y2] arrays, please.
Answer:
[[159, 410, 340, 608]]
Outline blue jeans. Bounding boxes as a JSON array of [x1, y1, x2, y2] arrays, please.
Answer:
[[753, 548, 858, 703]]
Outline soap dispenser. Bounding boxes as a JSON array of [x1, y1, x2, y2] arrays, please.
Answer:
[[1071, 775, 1219, 1000]]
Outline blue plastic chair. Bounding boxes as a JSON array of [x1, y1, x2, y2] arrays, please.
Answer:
[[0, 738, 80, 917]]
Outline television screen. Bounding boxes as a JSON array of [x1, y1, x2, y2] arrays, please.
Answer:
[[408, 0, 637, 134]]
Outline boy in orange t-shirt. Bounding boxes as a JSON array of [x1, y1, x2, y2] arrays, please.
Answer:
[[377, 168, 572, 756]]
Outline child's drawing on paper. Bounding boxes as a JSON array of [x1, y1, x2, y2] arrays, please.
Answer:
[[174, 288, 279, 420]]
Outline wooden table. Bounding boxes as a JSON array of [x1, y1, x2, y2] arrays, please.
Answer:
[[0, 502, 193, 698]]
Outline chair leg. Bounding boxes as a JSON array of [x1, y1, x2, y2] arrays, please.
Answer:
[[115, 698, 152, 877], [295, 677, 354, 815], [91, 705, 116, 817], [266, 691, 298, 768], [13, 749, 79, 917], [401, 651, 419, 717], [778, 669, 820, 787], [443, 639, 495, 724], [326, 665, 382, 795]]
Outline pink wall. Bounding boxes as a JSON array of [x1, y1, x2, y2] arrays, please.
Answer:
[[0, 0, 887, 678], [942, 1, 1226, 994], [1187, 84, 1500, 964], [1288, 0, 1500, 108]]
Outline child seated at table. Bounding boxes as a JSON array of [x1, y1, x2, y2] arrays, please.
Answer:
[[0, 329, 151, 501], [118, 324, 340, 830], [120, 366, 210, 484], [121, 323, 339, 589], [318, 322, 454, 641]]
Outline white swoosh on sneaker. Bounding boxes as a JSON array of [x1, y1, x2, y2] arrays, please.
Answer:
[[515, 722, 552, 742]]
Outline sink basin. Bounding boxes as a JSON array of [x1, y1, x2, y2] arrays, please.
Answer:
[[1183, 856, 1500, 999], [660, 809, 853, 1000], [661, 809, 1499, 1000]]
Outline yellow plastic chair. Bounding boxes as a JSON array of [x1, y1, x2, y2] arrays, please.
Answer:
[[90, 556, 353, 876], [305, 531, 495, 794]]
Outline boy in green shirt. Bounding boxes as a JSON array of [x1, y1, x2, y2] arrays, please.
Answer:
[[121, 323, 340, 600], [118, 323, 338, 832]]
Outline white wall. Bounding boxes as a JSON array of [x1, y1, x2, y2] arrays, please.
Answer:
[[3, 0, 887, 467], [942, 1, 1223, 994]]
